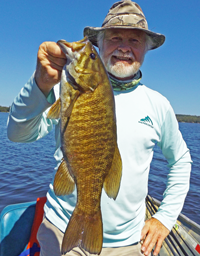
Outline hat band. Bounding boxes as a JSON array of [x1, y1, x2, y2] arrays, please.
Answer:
[[102, 13, 148, 30], [102, 12, 145, 26]]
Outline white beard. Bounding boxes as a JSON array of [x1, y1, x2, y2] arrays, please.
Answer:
[[106, 59, 141, 78], [100, 50, 143, 79]]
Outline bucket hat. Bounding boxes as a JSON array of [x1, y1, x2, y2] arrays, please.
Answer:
[[84, 0, 165, 50]]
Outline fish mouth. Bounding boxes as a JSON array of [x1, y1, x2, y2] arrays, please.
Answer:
[[57, 38, 88, 63], [58, 39, 88, 92], [57, 40, 76, 64], [58, 37, 95, 93]]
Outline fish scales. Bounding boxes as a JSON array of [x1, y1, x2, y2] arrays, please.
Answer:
[[65, 87, 115, 208], [66, 92, 115, 159], [47, 37, 122, 255]]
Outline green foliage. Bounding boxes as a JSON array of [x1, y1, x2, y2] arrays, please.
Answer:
[[0, 106, 10, 112], [176, 115, 200, 123]]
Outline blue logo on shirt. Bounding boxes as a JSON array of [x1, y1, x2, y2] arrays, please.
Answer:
[[139, 116, 153, 127]]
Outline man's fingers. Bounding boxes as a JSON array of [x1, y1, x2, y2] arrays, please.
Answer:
[[141, 231, 157, 255], [39, 42, 67, 69], [142, 236, 162, 256], [47, 54, 67, 70], [140, 218, 170, 255], [153, 238, 163, 256], [44, 41, 66, 59], [35, 41, 67, 95], [141, 222, 150, 240]]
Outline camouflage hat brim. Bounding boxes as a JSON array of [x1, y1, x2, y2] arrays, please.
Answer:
[[84, 25, 165, 50]]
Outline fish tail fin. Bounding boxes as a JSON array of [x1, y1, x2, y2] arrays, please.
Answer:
[[62, 208, 103, 255]]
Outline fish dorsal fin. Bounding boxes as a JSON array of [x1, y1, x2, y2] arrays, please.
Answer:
[[65, 90, 81, 118], [103, 144, 122, 200], [47, 98, 61, 119], [53, 160, 75, 196]]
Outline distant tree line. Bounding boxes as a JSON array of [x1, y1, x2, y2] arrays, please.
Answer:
[[0, 106, 10, 112], [0, 106, 199, 123], [176, 114, 200, 123]]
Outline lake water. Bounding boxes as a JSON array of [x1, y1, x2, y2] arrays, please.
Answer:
[[0, 112, 199, 225]]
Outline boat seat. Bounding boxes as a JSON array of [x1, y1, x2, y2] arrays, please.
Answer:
[[0, 201, 36, 256]]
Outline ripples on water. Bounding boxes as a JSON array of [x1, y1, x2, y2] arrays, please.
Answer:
[[149, 122, 200, 224], [0, 113, 56, 208], [0, 113, 199, 225]]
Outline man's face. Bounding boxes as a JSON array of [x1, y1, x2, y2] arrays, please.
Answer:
[[99, 28, 146, 80]]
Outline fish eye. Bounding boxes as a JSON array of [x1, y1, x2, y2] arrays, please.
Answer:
[[90, 53, 96, 60]]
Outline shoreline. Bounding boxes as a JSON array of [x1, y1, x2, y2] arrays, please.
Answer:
[[0, 108, 200, 123]]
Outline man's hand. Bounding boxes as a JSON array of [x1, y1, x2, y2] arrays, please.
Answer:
[[141, 218, 170, 256], [35, 42, 67, 97]]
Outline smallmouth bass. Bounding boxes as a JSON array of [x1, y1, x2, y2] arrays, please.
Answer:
[[47, 37, 122, 255]]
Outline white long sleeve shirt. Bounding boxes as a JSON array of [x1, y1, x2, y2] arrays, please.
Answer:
[[7, 73, 192, 247]]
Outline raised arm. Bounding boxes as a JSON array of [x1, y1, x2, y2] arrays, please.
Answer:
[[7, 42, 66, 143]]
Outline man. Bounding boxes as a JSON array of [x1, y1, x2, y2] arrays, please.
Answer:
[[7, 1, 192, 256]]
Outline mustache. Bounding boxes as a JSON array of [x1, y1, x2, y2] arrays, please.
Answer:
[[112, 50, 135, 61]]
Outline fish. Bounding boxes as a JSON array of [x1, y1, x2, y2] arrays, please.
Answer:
[[47, 37, 122, 255]]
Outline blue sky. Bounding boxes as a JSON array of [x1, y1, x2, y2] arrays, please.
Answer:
[[0, 0, 200, 115]]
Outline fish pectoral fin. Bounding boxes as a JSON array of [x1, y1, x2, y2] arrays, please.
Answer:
[[47, 98, 61, 119], [53, 160, 75, 196], [103, 144, 122, 200], [65, 91, 81, 118], [62, 208, 103, 255]]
